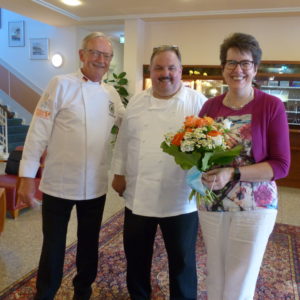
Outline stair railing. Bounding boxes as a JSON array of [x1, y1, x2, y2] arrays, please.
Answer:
[[0, 107, 8, 158]]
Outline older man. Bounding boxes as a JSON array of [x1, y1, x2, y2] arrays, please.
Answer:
[[18, 32, 124, 300], [111, 45, 206, 300]]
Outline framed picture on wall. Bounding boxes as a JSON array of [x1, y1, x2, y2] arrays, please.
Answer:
[[8, 21, 25, 47], [29, 38, 49, 60]]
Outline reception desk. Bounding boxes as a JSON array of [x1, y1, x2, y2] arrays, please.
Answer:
[[0, 188, 6, 234], [277, 128, 300, 188]]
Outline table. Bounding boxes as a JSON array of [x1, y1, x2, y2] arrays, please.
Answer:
[[0, 187, 6, 234]]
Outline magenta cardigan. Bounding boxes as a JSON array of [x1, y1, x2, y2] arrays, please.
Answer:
[[198, 88, 291, 180]]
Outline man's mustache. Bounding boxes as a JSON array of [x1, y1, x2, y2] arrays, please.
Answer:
[[159, 77, 171, 81]]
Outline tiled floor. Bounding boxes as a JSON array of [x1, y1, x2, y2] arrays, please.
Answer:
[[0, 181, 299, 292]]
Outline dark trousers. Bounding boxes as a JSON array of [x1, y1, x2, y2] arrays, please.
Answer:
[[123, 207, 199, 300], [34, 193, 106, 300]]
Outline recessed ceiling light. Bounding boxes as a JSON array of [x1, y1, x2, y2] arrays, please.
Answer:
[[61, 0, 82, 6]]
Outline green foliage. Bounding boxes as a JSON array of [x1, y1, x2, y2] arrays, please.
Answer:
[[161, 142, 243, 172], [161, 142, 202, 170], [105, 72, 129, 106]]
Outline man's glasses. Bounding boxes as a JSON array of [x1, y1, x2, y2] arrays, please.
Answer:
[[84, 49, 113, 61], [225, 60, 254, 71]]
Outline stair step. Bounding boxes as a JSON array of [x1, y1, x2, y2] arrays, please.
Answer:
[[7, 118, 23, 126], [8, 132, 27, 142], [8, 125, 29, 134], [8, 142, 25, 153]]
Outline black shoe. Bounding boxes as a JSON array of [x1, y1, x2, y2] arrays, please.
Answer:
[[73, 288, 92, 300]]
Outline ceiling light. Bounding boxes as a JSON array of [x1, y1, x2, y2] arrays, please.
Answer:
[[61, 0, 82, 6], [51, 53, 64, 68]]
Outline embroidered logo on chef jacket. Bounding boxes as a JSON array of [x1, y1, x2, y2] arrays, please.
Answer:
[[109, 100, 115, 117], [35, 96, 51, 120]]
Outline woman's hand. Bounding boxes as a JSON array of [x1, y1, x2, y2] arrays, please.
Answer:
[[201, 168, 233, 190]]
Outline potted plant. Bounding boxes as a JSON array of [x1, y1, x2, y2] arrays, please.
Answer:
[[105, 72, 129, 135]]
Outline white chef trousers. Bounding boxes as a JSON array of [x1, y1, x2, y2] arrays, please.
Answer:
[[199, 209, 277, 300]]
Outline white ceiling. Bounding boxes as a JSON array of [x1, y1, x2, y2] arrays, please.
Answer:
[[1, 0, 300, 28]]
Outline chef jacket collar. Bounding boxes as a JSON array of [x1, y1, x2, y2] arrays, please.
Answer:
[[77, 69, 102, 85], [149, 82, 185, 103]]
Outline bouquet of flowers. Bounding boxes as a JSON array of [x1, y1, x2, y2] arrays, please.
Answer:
[[160, 115, 243, 205]]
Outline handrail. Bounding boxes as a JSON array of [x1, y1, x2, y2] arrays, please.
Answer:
[[0, 108, 8, 158]]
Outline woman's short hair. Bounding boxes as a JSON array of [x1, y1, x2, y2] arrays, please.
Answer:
[[220, 32, 262, 67]]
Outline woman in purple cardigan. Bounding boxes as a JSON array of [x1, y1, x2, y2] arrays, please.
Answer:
[[198, 33, 290, 300]]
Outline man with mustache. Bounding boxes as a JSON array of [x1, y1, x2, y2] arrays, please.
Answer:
[[17, 32, 124, 300], [111, 45, 206, 300]]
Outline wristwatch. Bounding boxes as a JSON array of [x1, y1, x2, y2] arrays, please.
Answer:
[[233, 167, 241, 181]]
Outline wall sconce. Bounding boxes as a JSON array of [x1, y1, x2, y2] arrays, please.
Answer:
[[51, 53, 63, 68]]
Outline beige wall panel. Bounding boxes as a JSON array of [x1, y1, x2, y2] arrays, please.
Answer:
[[143, 17, 300, 65], [0, 65, 9, 95], [10, 74, 40, 114]]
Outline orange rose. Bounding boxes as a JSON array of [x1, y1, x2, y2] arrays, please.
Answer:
[[184, 116, 199, 128], [171, 132, 185, 146], [195, 118, 207, 127], [203, 116, 214, 125], [207, 130, 221, 137]]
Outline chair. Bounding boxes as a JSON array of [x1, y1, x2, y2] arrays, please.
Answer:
[[0, 146, 45, 218], [0, 188, 6, 234]]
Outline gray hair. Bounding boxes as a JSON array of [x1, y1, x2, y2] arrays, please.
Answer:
[[81, 32, 113, 52]]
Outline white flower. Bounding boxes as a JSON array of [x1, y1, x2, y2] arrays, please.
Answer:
[[164, 132, 175, 146], [184, 131, 193, 140], [223, 119, 232, 130], [180, 140, 195, 152], [211, 135, 223, 146]]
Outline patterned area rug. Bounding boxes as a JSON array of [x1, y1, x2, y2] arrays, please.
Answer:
[[0, 209, 299, 300]]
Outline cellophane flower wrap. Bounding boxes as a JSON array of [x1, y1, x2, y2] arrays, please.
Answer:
[[160, 115, 243, 206]]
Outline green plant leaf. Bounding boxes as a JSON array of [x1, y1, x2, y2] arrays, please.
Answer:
[[160, 142, 202, 170], [118, 78, 128, 85], [118, 86, 129, 97], [113, 73, 118, 79], [208, 144, 243, 167], [201, 152, 213, 171], [111, 125, 119, 134], [118, 72, 127, 78], [122, 98, 129, 106]]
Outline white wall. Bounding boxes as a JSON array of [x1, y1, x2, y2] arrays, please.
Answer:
[[2, 9, 300, 96], [142, 16, 300, 65], [0, 9, 124, 92], [0, 9, 78, 91]]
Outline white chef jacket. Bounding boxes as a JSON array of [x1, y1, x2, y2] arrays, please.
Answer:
[[111, 85, 207, 217], [19, 70, 125, 200]]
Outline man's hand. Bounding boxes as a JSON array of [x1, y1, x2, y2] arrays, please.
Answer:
[[112, 175, 126, 197], [17, 177, 39, 208]]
